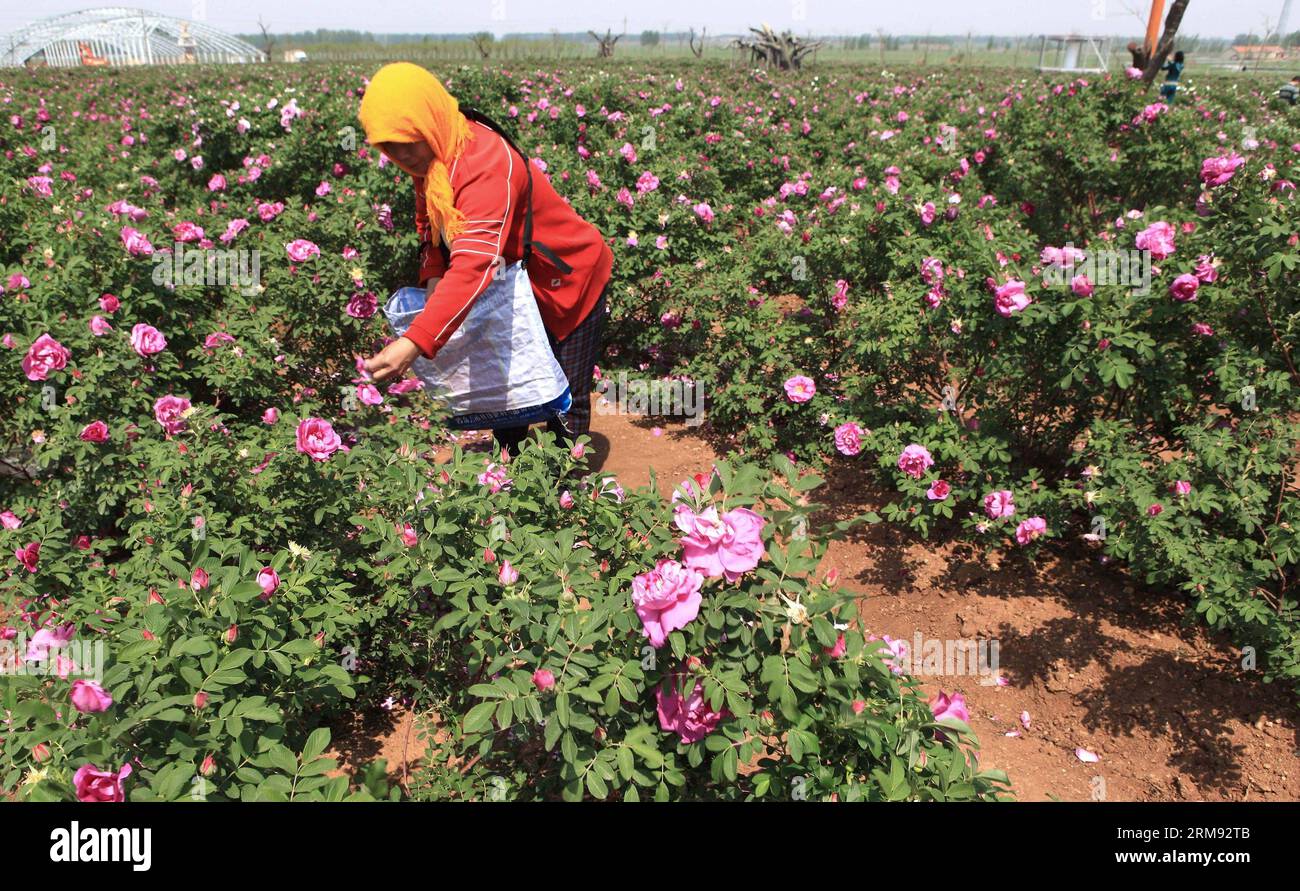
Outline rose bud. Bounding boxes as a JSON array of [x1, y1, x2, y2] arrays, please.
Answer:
[[532, 669, 556, 692]]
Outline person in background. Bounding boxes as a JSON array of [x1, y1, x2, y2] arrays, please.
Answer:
[[357, 63, 613, 457], [1279, 75, 1300, 105], [1159, 51, 1185, 103]]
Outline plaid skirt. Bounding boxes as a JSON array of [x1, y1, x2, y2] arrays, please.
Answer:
[[493, 286, 607, 453]]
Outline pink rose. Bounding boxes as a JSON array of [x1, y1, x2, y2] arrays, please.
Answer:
[[90, 315, 113, 336], [79, 420, 109, 442], [632, 558, 705, 648], [346, 291, 378, 319], [153, 395, 192, 435], [676, 506, 766, 582], [295, 417, 341, 461], [532, 669, 556, 692], [1135, 221, 1176, 260], [1169, 273, 1199, 302], [1173, 480, 1192, 496], [559, 490, 575, 509], [498, 560, 520, 585], [256, 567, 280, 597], [15, 542, 40, 573], [1070, 274, 1094, 297], [831, 278, 850, 311], [129, 323, 167, 357], [22, 333, 70, 381], [993, 279, 1031, 317], [73, 762, 132, 802], [191, 567, 210, 590], [927, 479, 950, 500], [983, 490, 1015, 518], [897, 444, 934, 479], [1015, 516, 1047, 544], [70, 679, 114, 713], [929, 690, 970, 724], [357, 383, 383, 406], [1199, 153, 1245, 187], [1, 511, 21, 530], [784, 375, 816, 403], [656, 675, 726, 744], [823, 633, 847, 658], [120, 226, 154, 257], [285, 239, 320, 262], [834, 422, 864, 456], [100, 294, 120, 313], [262, 407, 279, 425]]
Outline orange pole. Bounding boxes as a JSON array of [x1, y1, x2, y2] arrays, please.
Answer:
[[1145, 0, 1167, 56]]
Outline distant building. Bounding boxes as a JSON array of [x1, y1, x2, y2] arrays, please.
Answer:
[[1232, 45, 1290, 61], [284, 49, 308, 63]]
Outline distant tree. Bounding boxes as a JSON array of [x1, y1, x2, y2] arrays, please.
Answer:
[[589, 29, 624, 58], [640, 30, 660, 48], [1142, 0, 1191, 85], [257, 17, 276, 59], [470, 32, 494, 60], [688, 28, 706, 58]]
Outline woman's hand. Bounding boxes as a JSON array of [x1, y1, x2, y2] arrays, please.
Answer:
[[364, 277, 440, 383], [364, 336, 423, 383]]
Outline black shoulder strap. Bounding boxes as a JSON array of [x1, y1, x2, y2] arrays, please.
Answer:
[[461, 107, 573, 275]]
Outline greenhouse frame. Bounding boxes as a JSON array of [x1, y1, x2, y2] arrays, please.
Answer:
[[1, 7, 266, 68]]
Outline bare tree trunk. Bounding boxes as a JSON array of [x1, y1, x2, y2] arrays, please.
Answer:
[[1142, 0, 1191, 84]]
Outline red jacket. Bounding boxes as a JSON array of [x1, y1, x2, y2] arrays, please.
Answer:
[[405, 119, 613, 358]]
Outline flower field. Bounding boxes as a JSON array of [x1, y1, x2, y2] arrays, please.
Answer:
[[1, 59, 1297, 802]]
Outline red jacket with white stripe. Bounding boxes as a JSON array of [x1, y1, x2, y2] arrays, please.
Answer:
[[406, 119, 613, 359]]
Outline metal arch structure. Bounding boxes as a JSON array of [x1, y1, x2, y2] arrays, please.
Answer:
[[0, 8, 267, 68], [1036, 34, 1112, 74]]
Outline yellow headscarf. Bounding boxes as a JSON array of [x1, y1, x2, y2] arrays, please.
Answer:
[[358, 62, 474, 245]]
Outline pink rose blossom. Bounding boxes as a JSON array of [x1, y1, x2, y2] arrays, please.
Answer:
[[70, 679, 114, 713], [1015, 516, 1047, 544], [983, 490, 1016, 518], [676, 506, 767, 582], [656, 675, 725, 744], [993, 279, 1031, 316], [256, 567, 280, 597], [129, 323, 167, 357], [295, 417, 341, 460], [79, 421, 109, 443], [632, 558, 705, 648], [153, 395, 192, 435], [22, 333, 70, 381], [73, 762, 132, 802], [897, 444, 934, 479], [834, 422, 864, 456], [784, 375, 816, 403], [1169, 273, 1199, 302], [285, 239, 320, 262]]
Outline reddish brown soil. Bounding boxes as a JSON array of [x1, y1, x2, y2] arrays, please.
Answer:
[[332, 411, 1300, 801]]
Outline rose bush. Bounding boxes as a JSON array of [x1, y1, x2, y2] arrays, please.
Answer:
[[2, 57, 1295, 803]]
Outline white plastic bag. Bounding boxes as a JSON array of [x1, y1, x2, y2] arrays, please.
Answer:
[[383, 261, 571, 430]]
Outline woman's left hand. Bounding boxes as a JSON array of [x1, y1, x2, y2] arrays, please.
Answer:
[[364, 336, 423, 382]]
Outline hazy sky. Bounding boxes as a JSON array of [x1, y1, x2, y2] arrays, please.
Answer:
[[1, 0, 1291, 39]]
